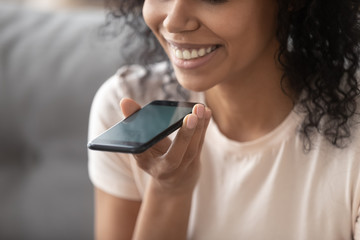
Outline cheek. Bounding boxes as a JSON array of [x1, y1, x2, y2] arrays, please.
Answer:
[[142, 1, 153, 30], [142, 0, 162, 33]]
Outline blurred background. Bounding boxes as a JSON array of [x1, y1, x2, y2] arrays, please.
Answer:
[[5, 0, 103, 10], [0, 0, 140, 239]]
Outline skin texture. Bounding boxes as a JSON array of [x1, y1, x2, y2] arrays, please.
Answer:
[[95, 188, 140, 240], [143, 0, 280, 92], [143, 0, 294, 141], [95, 0, 295, 239]]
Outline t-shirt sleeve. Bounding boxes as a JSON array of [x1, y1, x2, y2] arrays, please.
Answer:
[[87, 73, 142, 201]]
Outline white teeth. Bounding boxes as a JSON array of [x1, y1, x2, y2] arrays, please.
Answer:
[[198, 48, 205, 57], [175, 49, 183, 59], [171, 45, 216, 60], [183, 50, 191, 60], [191, 50, 198, 58]]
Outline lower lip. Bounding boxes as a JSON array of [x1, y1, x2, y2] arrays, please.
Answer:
[[169, 47, 218, 70]]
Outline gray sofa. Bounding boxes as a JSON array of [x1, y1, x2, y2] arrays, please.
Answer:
[[0, 3, 142, 239]]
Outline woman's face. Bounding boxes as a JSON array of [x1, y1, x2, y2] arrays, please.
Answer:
[[143, 0, 279, 92]]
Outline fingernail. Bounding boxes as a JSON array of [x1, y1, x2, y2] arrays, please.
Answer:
[[196, 105, 204, 119], [186, 115, 197, 129]]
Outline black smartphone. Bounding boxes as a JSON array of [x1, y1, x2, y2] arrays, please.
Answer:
[[88, 100, 197, 153]]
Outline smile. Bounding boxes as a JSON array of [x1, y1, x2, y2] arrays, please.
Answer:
[[169, 44, 218, 60]]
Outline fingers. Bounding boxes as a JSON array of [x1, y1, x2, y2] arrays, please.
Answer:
[[195, 107, 212, 159], [132, 103, 212, 185], [181, 105, 211, 167], [120, 98, 141, 118], [159, 113, 198, 170], [165, 104, 211, 169], [195, 105, 212, 147]]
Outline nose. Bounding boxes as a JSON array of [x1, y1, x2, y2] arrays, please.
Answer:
[[163, 0, 200, 33]]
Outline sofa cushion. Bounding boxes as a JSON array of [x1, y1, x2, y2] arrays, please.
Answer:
[[0, 3, 139, 239]]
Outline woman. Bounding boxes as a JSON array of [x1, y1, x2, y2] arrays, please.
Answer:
[[88, 0, 360, 239]]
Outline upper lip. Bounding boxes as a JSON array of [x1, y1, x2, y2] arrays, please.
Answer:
[[164, 38, 219, 49]]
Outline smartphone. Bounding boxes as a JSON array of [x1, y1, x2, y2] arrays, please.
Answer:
[[88, 100, 197, 153]]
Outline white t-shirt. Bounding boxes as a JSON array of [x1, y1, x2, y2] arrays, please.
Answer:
[[88, 62, 360, 240]]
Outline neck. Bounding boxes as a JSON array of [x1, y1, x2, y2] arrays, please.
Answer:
[[205, 67, 295, 143]]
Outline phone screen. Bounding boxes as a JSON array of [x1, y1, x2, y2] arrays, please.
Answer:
[[88, 100, 196, 153]]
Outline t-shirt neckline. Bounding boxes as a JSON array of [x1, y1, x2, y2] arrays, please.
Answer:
[[191, 92, 301, 155], [207, 110, 300, 154]]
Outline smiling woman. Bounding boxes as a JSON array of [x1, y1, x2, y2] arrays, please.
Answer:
[[88, 0, 360, 239], [144, 0, 281, 92]]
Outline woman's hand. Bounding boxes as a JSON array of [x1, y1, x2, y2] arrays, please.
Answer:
[[120, 98, 212, 195]]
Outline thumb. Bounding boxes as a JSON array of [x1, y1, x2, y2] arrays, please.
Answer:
[[120, 98, 141, 118]]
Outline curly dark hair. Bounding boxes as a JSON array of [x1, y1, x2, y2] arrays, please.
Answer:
[[277, 0, 360, 150], [105, 0, 360, 150]]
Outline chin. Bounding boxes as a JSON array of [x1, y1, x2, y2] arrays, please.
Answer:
[[177, 78, 213, 93], [175, 71, 217, 93]]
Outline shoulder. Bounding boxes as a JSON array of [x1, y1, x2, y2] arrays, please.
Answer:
[[93, 62, 171, 108], [88, 61, 193, 138], [115, 61, 190, 105]]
